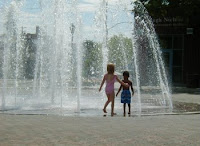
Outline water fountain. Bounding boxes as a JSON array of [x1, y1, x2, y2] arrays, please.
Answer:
[[0, 0, 172, 116]]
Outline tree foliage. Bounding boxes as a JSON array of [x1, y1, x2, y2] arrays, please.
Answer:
[[82, 35, 133, 80], [82, 40, 102, 80], [108, 35, 133, 72]]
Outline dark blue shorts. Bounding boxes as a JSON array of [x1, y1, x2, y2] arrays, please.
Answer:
[[121, 90, 131, 104]]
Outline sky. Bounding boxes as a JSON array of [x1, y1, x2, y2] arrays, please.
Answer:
[[0, 0, 134, 40]]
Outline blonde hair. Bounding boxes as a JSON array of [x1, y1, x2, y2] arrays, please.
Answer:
[[107, 63, 115, 74]]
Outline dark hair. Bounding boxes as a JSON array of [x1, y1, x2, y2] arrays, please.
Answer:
[[123, 71, 129, 77]]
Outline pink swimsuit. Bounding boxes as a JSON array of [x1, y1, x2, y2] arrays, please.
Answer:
[[105, 74, 116, 94]]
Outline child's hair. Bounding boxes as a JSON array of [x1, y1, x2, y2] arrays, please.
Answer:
[[107, 63, 115, 74], [123, 71, 129, 77]]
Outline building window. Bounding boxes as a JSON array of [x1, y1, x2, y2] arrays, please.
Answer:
[[173, 67, 183, 83], [173, 36, 183, 50], [159, 34, 184, 84], [173, 50, 183, 66], [159, 36, 172, 49]]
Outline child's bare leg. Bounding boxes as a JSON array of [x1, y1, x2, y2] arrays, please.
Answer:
[[128, 104, 131, 114], [103, 100, 110, 113], [103, 95, 111, 113], [111, 93, 115, 116], [123, 103, 126, 116]]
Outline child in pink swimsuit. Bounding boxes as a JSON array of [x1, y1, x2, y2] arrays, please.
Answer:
[[105, 74, 116, 94], [99, 63, 128, 116]]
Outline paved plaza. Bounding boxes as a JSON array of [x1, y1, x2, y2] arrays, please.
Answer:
[[0, 92, 200, 145]]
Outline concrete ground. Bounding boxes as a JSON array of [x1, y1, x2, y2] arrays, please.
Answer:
[[172, 93, 200, 104], [0, 114, 199, 145], [0, 93, 199, 146]]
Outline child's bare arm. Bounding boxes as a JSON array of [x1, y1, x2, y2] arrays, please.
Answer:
[[99, 75, 106, 91], [116, 76, 129, 88], [130, 81, 134, 95], [116, 85, 122, 96]]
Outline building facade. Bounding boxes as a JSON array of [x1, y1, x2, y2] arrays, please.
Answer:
[[153, 16, 200, 88]]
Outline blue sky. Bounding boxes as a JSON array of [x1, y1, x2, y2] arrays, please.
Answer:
[[0, 0, 134, 40]]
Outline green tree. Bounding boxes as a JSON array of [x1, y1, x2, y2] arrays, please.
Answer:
[[82, 40, 103, 80], [108, 35, 133, 72]]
